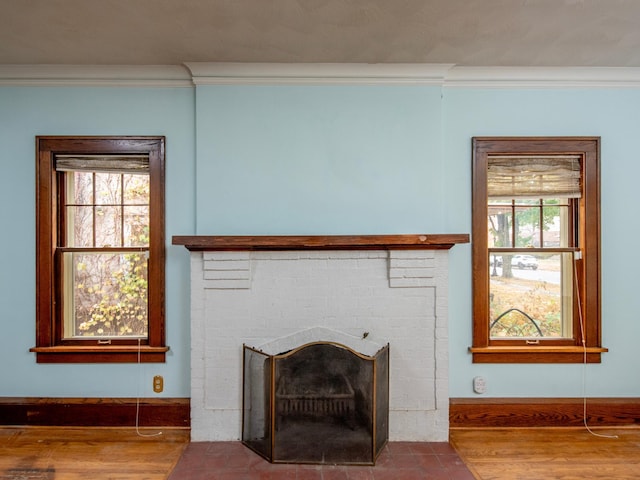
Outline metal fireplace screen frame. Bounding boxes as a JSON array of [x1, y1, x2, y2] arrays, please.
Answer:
[[242, 341, 390, 465]]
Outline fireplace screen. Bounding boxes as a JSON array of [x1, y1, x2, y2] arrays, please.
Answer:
[[242, 341, 389, 465]]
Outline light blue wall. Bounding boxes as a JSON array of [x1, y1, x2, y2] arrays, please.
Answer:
[[2, 80, 639, 401], [194, 85, 445, 234], [444, 87, 640, 397], [0, 86, 194, 397]]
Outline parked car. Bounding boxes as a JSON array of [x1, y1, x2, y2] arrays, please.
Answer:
[[511, 254, 538, 270], [490, 255, 502, 267]]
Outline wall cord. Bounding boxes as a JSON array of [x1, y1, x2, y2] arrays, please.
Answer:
[[574, 254, 617, 440], [135, 338, 163, 438]]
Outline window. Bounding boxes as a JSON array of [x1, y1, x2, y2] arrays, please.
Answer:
[[471, 137, 605, 363], [32, 137, 167, 363]]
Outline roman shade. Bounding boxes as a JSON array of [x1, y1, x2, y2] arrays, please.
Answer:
[[55, 155, 149, 174], [487, 156, 582, 199]]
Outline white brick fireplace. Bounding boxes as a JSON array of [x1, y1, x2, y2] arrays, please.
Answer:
[[173, 235, 468, 443]]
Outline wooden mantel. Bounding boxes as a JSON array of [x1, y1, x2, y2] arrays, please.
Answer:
[[171, 234, 469, 251]]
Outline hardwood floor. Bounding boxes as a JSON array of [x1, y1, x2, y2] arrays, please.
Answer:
[[0, 426, 189, 480], [450, 427, 640, 480], [2, 426, 640, 479]]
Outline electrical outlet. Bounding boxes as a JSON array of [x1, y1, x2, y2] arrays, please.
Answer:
[[153, 375, 164, 393], [473, 376, 487, 394]]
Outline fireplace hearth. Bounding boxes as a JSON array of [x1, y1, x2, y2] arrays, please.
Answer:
[[242, 330, 389, 465]]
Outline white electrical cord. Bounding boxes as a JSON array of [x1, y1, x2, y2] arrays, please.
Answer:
[[135, 338, 163, 438], [574, 253, 618, 440]]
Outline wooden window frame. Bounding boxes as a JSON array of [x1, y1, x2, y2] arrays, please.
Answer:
[[32, 136, 168, 363], [470, 137, 606, 363]]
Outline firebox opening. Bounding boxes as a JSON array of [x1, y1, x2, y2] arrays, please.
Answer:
[[242, 340, 389, 465]]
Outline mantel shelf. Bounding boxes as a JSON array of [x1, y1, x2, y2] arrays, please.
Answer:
[[171, 234, 470, 251]]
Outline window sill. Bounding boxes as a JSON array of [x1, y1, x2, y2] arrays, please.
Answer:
[[30, 345, 169, 363], [469, 346, 607, 363]]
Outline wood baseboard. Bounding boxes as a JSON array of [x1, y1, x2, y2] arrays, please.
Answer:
[[450, 398, 640, 428], [6, 397, 637, 429], [0, 397, 190, 427]]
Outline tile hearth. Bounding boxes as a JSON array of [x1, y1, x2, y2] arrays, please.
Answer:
[[168, 441, 475, 480]]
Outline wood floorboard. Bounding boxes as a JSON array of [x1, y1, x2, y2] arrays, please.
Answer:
[[450, 427, 640, 480], [0, 426, 189, 480], [2, 426, 640, 479]]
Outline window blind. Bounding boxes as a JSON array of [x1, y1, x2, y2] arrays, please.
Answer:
[[55, 155, 149, 174], [487, 155, 582, 199]]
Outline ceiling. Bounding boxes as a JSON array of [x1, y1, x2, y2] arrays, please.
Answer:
[[2, 0, 640, 67]]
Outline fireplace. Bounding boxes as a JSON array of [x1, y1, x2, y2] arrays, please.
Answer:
[[242, 328, 389, 465], [172, 234, 469, 444]]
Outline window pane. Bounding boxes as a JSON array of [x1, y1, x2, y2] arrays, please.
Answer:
[[123, 174, 149, 204], [542, 201, 569, 248], [488, 202, 513, 247], [123, 206, 149, 247], [67, 206, 94, 247], [94, 172, 122, 205], [95, 206, 122, 247], [514, 206, 538, 247], [63, 251, 148, 338], [489, 252, 574, 339], [71, 171, 94, 204]]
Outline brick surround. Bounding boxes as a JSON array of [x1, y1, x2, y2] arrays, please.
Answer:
[[187, 246, 453, 442]]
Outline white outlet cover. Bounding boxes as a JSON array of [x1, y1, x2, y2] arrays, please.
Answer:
[[473, 376, 487, 394]]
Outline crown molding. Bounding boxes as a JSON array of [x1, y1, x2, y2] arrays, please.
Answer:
[[184, 62, 455, 85], [3, 64, 640, 88], [446, 66, 640, 88], [185, 63, 640, 88], [0, 65, 193, 87]]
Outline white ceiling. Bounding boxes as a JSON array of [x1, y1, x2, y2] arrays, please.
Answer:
[[2, 0, 640, 67]]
